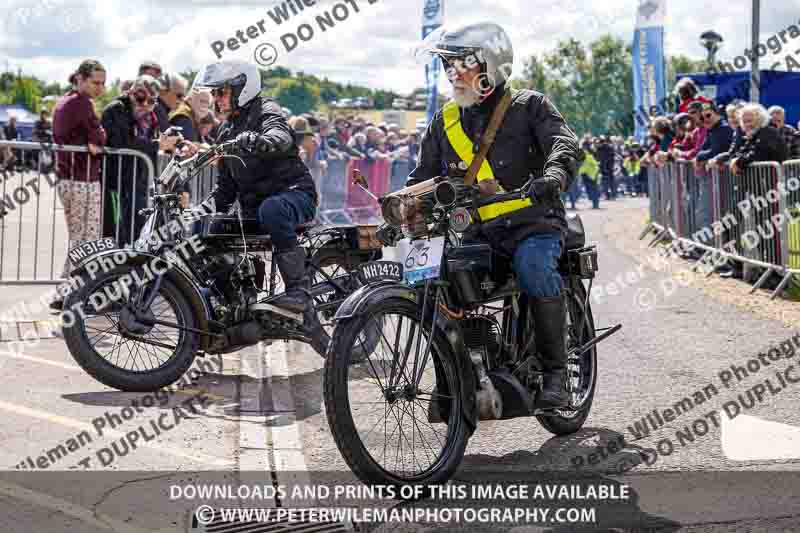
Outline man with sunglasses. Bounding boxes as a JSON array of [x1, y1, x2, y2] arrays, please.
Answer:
[[696, 102, 733, 167], [101, 75, 182, 245], [409, 22, 581, 409], [185, 60, 318, 320]]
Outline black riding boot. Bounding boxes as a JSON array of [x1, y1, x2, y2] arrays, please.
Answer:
[[272, 247, 310, 314], [532, 295, 570, 409]]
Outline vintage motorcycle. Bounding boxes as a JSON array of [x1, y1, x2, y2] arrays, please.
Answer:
[[323, 174, 621, 491], [61, 140, 380, 392]]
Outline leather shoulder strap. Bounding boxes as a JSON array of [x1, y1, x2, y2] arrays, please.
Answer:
[[463, 88, 513, 187]]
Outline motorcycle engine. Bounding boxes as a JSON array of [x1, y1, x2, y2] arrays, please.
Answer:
[[195, 252, 266, 315], [462, 316, 502, 370]]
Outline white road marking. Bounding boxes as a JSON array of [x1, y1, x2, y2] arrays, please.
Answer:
[[721, 412, 800, 460], [264, 341, 316, 507], [0, 399, 232, 467]]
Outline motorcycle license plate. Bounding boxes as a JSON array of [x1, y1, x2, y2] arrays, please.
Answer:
[[67, 238, 118, 265], [357, 261, 403, 283], [383, 236, 445, 285]]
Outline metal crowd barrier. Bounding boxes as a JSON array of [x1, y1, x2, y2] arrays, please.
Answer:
[[0, 140, 155, 284], [0, 139, 407, 284], [161, 150, 402, 227], [642, 157, 800, 299]]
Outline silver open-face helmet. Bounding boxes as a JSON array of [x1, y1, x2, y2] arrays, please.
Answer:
[[192, 60, 261, 110], [414, 22, 514, 90]]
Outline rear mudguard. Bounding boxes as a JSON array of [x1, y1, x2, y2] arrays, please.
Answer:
[[334, 282, 479, 435], [68, 249, 214, 351]]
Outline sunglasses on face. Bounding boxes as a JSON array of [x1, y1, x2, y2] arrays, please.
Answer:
[[133, 92, 155, 106], [211, 88, 228, 98], [702, 113, 714, 120], [175, 93, 185, 99]]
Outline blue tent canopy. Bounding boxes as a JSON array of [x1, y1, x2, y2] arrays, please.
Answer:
[[679, 70, 800, 128], [0, 104, 38, 140]]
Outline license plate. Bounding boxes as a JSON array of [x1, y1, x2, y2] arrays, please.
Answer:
[[68, 238, 117, 265], [357, 261, 403, 283]]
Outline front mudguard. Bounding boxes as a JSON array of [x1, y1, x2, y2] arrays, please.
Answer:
[[334, 282, 479, 435], [68, 249, 214, 351]]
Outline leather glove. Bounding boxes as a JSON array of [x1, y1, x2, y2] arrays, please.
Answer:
[[529, 176, 562, 203], [236, 131, 275, 154], [236, 131, 258, 152]]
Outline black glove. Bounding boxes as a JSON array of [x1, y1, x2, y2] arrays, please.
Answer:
[[235, 132, 275, 154], [236, 131, 258, 152], [529, 176, 562, 203]]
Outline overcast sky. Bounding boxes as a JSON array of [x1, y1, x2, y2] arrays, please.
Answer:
[[0, 0, 797, 95]]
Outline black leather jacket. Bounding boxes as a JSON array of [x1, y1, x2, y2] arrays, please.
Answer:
[[408, 85, 580, 252], [210, 96, 317, 214]]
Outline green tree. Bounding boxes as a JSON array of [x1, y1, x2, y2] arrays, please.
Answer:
[[517, 34, 634, 137], [271, 78, 320, 114], [94, 82, 121, 116], [10, 76, 42, 113]]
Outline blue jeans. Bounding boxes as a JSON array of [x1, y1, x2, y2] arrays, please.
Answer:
[[513, 233, 563, 298], [257, 190, 316, 250], [583, 176, 600, 208]]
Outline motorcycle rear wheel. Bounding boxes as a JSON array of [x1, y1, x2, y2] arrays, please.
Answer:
[[308, 247, 380, 360], [536, 278, 597, 435]]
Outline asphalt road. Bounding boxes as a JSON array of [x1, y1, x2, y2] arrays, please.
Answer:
[[0, 196, 799, 532]]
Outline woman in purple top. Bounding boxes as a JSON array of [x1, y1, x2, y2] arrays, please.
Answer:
[[51, 60, 107, 298]]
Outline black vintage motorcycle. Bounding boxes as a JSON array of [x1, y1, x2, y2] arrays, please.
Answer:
[[62, 140, 380, 392], [324, 174, 621, 492]]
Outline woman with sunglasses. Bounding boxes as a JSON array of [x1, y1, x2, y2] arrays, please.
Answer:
[[100, 74, 183, 246]]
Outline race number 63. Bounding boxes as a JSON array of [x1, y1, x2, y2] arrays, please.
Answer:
[[405, 243, 430, 269]]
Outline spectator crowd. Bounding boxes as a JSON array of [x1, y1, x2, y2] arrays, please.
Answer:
[[8, 57, 800, 283], [12, 58, 428, 276]]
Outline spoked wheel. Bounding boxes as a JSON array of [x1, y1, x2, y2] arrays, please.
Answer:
[[536, 279, 597, 435], [324, 297, 468, 494], [62, 266, 200, 392], [308, 247, 380, 361]]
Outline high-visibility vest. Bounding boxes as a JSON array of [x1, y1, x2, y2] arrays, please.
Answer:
[[623, 157, 641, 176], [442, 99, 532, 222]]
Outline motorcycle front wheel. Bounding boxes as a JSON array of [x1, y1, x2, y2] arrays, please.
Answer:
[[324, 297, 468, 495], [62, 265, 200, 392]]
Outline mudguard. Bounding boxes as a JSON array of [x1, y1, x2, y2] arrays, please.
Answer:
[[333, 282, 479, 435], [68, 249, 214, 351]]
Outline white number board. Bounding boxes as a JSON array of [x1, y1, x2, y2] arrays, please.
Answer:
[[382, 236, 445, 284]]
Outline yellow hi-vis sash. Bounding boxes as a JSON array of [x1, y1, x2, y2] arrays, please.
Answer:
[[442, 101, 532, 221]]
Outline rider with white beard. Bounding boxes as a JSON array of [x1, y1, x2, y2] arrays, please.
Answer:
[[409, 22, 581, 408]]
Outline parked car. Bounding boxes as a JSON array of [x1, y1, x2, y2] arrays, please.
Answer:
[[415, 117, 428, 131], [392, 98, 409, 110], [413, 95, 428, 110], [335, 98, 353, 109], [353, 96, 373, 109]]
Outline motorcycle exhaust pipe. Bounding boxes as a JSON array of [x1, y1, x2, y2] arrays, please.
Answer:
[[569, 323, 622, 358]]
